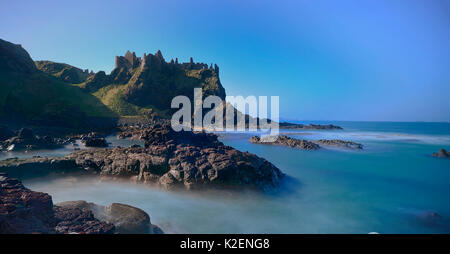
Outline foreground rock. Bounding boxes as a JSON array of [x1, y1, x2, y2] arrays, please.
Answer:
[[0, 124, 284, 191], [0, 172, 55, 233], [0, 128, 64, 152], [250, 135, 320, 150], [53, 204, 115, 234], [250, 136, 363, 150], [279, 122, 343, 130], [0, 173, 160, 234], [313, 139, 363, 150], [432, 149, 450, 158], [55, 201, 162, 234]]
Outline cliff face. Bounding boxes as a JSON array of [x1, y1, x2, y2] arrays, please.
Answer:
[[83, 50, 226, 118]]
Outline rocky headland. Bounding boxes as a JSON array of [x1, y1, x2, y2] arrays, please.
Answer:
[[250, 135, 363, 150], [0, 173, 160, 234]]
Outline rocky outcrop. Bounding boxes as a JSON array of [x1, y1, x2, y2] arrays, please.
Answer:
[[0, 128, 64, 151], [83, 71, 111, 92], [80, 132, 108, 147], [82, 49, 226, 118], [279, 122, 343, 130], [0, 38, 36, 74], [250, 135, 320, 150], [250, 135, 363, 150], [313, 139, 363, 150], [53, 205, 115, 234], [55, 201, 161, 234], [432, 149, 450, 158], [1, 173, 162, 234], [1, 125, 284, 191], [0, 172, 55, 233]]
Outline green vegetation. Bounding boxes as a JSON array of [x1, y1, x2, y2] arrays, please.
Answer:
[[0, 72, 117, 124], [35, 60, 90, 84], [1, 38, 227, 126]]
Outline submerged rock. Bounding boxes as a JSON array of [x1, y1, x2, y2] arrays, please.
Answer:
[[250, 135, 320, 150], [432, 148, 450, 158]]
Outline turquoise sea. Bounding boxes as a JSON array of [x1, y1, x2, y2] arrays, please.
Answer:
[[23, 121, 450, 233]]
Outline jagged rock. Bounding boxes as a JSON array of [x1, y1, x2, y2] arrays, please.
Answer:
[[55, 201, 161, 234], [53, 205, 115, 234], [250, 136, 363, 150], [313, 139, 363, 150], [1, 125, 284, 192], [0, 174, 163, 234], [432, 149, 450, 158], [250, 135, 320, 150], [83, 71, 111, 91], [0, 128, 63, 151], [0, 173, 55, 234], [80, 132, 108, 147]]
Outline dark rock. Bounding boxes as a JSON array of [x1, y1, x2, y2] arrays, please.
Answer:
[[250, 135, 320, 150], [1, 124, 284, 192], [55, 200, 158, 234], [1, 175, 162, 234], [151, 224, 165, 234], [53, 205, 115, 234], [250, 136, 363, 150], [0, 128, 63, 152], [102, 203, 151, 234], [130, 144, 141, 148], [83, 137, 108, 147], [279, 122, 343, 130], [432, 149, 450, 158], [0, 173, 55, 234], [0, 38, 37, 74], [313, 139, 363, 150]]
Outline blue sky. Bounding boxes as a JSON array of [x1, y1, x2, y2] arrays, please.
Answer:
[[1, 0, 449, 122]]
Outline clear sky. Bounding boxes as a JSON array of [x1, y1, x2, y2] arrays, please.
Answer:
[[1, 0, 449, 122]]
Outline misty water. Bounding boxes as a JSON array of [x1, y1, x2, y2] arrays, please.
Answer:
[[17, 122, 450, 233]]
